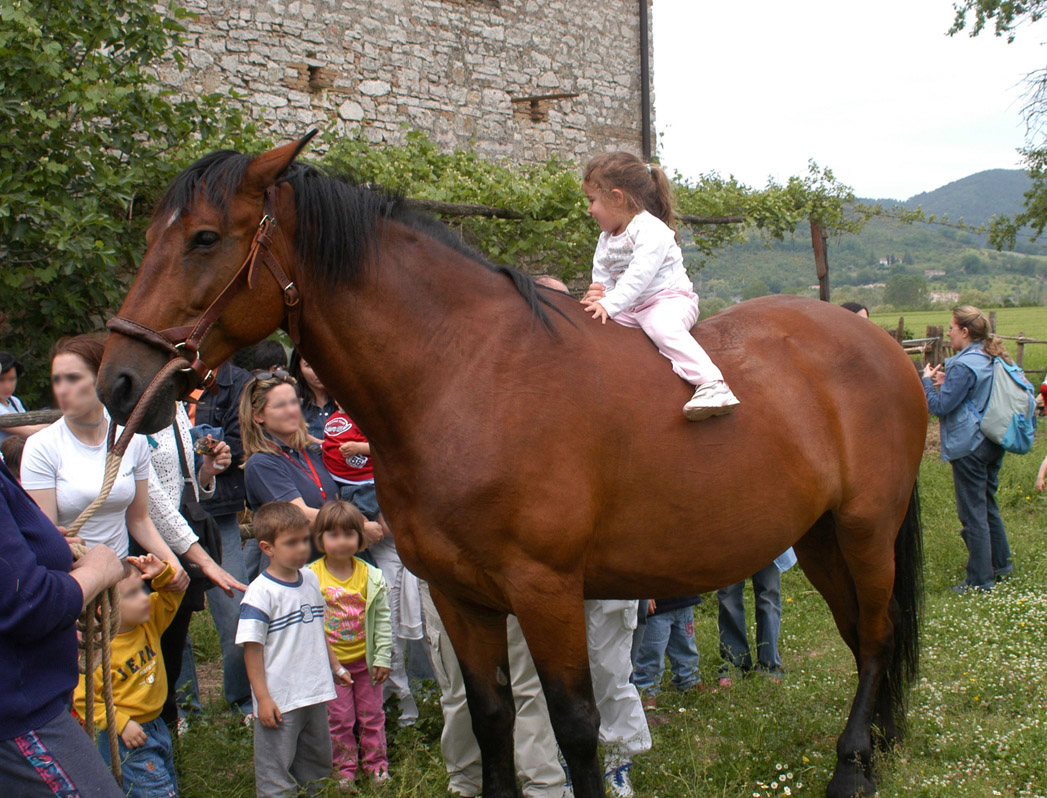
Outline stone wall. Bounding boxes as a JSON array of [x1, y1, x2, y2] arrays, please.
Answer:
[[160, 0, 653, 165]]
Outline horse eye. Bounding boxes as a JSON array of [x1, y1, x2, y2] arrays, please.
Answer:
[[191, 230, 220, 249]]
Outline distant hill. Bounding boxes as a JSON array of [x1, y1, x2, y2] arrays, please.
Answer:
[[865, 169, 1032, 228], [687, 167, 1047, 311]]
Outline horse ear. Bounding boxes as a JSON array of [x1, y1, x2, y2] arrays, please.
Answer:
[[244, 130, 319, 194]]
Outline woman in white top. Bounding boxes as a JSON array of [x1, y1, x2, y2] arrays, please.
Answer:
[[21, 335, 188, 590], [148, 402, 247, 727], [146, 403, 243, 593]]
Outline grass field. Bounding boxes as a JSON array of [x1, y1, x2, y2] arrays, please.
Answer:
[[871, 306, 1047, 377], [175, 438, 1047, 798]]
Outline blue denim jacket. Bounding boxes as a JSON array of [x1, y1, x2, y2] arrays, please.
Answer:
[[923, 342, 993, 462]]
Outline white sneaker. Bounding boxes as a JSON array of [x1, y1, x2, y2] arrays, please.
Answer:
[[604, 763, 634, 798], [683, 380, 740, 421]]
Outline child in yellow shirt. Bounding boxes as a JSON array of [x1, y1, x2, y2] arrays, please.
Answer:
[[74, 553, 184, 798]]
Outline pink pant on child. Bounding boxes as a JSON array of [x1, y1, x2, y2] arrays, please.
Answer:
[[613, 288, 723, 386], [328, 658, 388, 780]]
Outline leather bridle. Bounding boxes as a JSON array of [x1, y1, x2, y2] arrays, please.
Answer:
[[106, 186, 301, 390]]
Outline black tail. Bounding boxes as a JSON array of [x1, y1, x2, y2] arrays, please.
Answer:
[[881, 481, 924, 732]]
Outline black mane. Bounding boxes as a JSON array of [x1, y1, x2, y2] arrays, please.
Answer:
[[155, 151, 566, 331]]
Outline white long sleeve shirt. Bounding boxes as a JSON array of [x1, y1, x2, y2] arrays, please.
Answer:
[[593, 210, 693, 317], [147, 404, 214, 555]]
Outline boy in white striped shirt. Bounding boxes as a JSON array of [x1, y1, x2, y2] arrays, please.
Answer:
[[236, 501, 351, 797]]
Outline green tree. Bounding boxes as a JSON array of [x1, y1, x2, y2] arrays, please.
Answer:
[[884, 274, 929, 308], [950, 1, 1047, 248], [0, 0, 260, 404], [742, 279, 771, 300], [960, 252, 987, 273]]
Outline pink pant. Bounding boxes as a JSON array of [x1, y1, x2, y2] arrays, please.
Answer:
[[328, 658, 388, 780], [613, 289, 723, 386]]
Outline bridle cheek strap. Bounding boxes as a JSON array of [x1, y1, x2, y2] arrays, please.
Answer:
[[106, 187, 300, 391]]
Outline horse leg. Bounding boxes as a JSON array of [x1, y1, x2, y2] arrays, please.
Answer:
[[512, 591, 604, 798], [794, 513, 879, 797], [428, 586, 519, 798]]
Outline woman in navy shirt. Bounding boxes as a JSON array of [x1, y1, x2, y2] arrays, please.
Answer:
[[0, 460, 124, 796], [239, 371, 336, 523]]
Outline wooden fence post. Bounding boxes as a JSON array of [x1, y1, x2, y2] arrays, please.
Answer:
[[989, 311, 997, 333], [1017, 332, 1026, 369], [810, 220, 830, 302], [895, 316, 905, 343]]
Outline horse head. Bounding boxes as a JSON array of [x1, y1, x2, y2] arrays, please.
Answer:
[[97, 134, 315, 432]]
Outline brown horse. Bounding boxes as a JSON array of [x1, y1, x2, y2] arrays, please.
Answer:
[[97, 137, 926, 797]]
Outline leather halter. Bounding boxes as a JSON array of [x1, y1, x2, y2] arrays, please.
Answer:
[[106, 186, 301, 390]]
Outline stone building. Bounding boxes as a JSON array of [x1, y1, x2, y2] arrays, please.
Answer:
[[162, 0, 654, 165]]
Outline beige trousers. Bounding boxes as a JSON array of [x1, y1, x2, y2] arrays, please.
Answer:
[[420, 581, 567, 798]]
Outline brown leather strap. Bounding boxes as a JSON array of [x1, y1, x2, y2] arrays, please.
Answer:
[[106, 186, 300, 391]]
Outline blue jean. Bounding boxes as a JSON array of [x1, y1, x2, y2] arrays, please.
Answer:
[[632, 605, 701, 696], [205, 512, 253, 712], [716, 562, 782, 676], [951, 438, 1013, 589], [97, 717, 177, 798], [338, 481, 380, 521]]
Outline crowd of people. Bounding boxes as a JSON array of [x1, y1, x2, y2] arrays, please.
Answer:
[[0, 333, 791, 798], [0, 148, 1032, 798]]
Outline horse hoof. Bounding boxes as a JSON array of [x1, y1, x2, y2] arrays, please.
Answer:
[[826, 765, 876, 798]]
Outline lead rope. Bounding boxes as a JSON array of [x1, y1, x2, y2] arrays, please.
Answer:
[[64, 357, 191, 787]]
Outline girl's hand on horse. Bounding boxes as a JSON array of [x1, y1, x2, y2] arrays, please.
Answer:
[[583, 282, 606, 303], [584, 300, 609, 325], [372, 666, 390, 685]]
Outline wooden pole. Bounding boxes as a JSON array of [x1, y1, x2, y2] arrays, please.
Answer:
[[1017, 332, 1026, 369], [989, 311, 997, 333], [0, 409, 62, 429], [810, 220, 830, 302], [896, 316, 905, 343]]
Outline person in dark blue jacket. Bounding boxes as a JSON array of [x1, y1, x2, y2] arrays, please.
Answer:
[[0, 459, 125, 795], [923, 305, 1014, 592], [193, 361, 254, 714]]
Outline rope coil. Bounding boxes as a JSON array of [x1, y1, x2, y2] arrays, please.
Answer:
[[65, 357, 191, 788]]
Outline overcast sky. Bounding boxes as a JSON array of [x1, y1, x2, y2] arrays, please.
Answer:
[[653, 0, 1047, 200]]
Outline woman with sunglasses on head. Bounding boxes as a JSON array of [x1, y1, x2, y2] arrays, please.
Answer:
[[239, 371, 337, 563], [20, 336, 188, 589]]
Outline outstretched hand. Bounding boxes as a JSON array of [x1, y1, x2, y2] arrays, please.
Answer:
[[127, 553, 166, 581]]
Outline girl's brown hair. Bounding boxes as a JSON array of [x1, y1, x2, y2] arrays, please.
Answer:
[[583, 152, 678, 239], [312, 500, 367, 554], [238, 373, 312, 463], [52, 335, 106, 375], [952, 305, 1012, 363]]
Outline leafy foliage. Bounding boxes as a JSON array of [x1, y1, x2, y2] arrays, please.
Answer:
[[949, 0, 1047, 42], [948, 1, 1047, 251], [0, 0, 264, 405], [322, 131, 870, 278]]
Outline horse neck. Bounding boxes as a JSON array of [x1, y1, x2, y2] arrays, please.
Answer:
[[295, 223, 513, 448]]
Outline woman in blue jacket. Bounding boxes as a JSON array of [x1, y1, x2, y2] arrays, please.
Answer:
[[923, 305, 1014, 592]]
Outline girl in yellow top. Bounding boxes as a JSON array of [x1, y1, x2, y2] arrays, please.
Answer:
[[309, 501, 393, 786], [73, 554, 184, 798]]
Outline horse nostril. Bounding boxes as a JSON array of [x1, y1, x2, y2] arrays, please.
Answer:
[[107, 371, 138, 423]]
